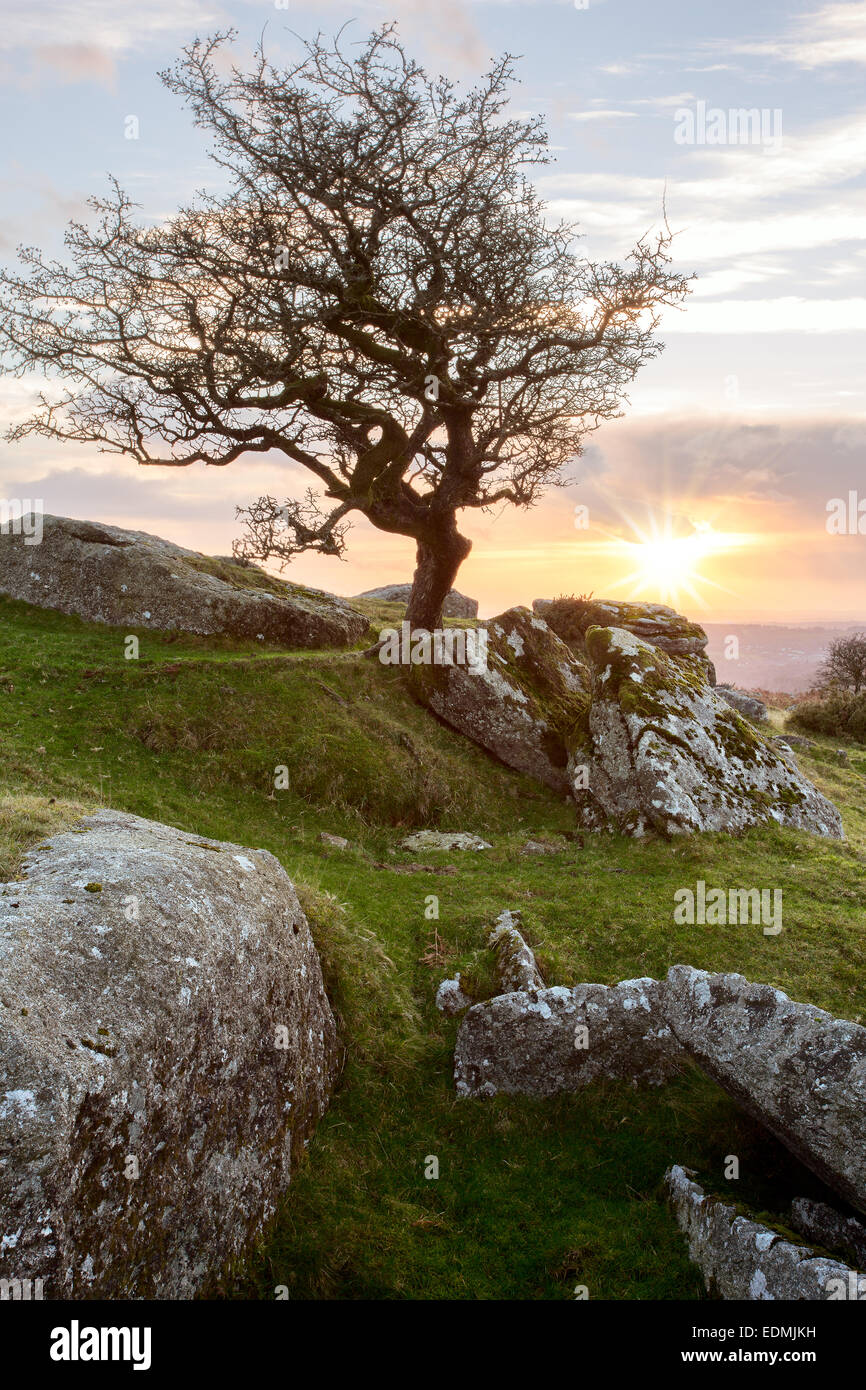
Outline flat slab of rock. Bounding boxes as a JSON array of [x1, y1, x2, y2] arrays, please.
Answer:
[[661, 966, 866, 1216], [777, 734, 813, 750], [666, 1166, 864, 1300], [319, 831, 349, 850], [0, 810, 339, 1299], [355, 584, 478, 618], [411, 606, 590, 795], [399, 830, 491, 852], [0, 514, 367, 648], [715, 685, 768, 721], [574, 627, 842, 837], [454, 977, 683, 1098]]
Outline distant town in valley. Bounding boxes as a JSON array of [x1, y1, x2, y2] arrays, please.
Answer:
[[704, 623, 866, 695]]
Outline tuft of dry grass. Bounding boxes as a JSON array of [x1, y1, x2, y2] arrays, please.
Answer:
[[0, 792, 91, 881]]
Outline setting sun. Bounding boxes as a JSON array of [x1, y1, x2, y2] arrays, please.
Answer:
[[610, 518, 753, 608], [631, 535, 708, 589]]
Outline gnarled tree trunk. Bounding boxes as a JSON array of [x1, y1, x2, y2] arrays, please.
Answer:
[[406, 526, 472, 630]]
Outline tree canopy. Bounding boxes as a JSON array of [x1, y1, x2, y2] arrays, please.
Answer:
[[0, 25, 691, 627], [819, 632, 866, 695]]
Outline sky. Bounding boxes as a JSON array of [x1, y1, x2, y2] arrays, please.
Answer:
[[0, 0, 864, 621]]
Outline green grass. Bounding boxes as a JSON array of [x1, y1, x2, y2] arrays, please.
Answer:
[[183, 553, 321, 600], [343, 592, 479, 641], [2, 592, 865, 1300]]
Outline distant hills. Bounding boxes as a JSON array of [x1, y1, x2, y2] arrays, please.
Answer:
[[704, 623, 866, 695]]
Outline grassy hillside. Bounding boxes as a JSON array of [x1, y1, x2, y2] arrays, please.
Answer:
[[2, 593, 865, 1300]]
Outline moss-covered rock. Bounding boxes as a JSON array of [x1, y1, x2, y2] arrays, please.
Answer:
[[408, 603, 840, 840], [666, 1165, 862, 1300], [715, 684, 768, 722], [410, 606, 591, 794], [536, 596, 715, 682], [487, 909, 545, 993], [0, 515, 368, 649], [455, 976, 684, 1098], [577, 626, 843, 837], [663, 966, 866, 1217]]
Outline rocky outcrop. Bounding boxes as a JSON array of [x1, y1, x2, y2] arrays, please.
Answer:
[[534, 597, 714, 681], [355, 584, 478, 618], [411, 606, 591, 795], [487, 910, 544, 993], [665, 1166, 864, 1300], [715, 685, 768, 721], [776, 734, 813, 751], [408, 600, 839, 840], [452, 961, 866, 1206], [661, 966, 866, 1217], [789, 1199, 866, 1269], [574, 628, 842, 837], [436, 912, 542, 1021], [0, 514, 368, 648], [0, 809, 340, 1299], [454, 977, 683, 1098], [783, 728, 817, 750]]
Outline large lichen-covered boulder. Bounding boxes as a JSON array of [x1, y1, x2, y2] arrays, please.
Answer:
[[575, 627, 842, 837], [411, 606, 590, 794], [0, 809, 340, 1299], [0, 514, 368, 648], [454, 978, 683, 1098], [534, 597, 714, 681], [661, 966, 866, 1217], [355, 583, 478, 618], [665, 1166, 863, 1300]]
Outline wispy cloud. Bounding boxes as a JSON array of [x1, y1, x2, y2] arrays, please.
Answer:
[[662, 297, 866, 334], [0, 0, 222, 51], [0, 0, 223, 87], [541, 110, 866, 277], [731, 0, 866, 68], [567, 109, 637, 122], [241, 0, 488, 72]]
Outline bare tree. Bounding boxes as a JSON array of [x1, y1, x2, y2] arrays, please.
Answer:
[[819, 632, 866, 695], [0, 26, 690, 629]]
